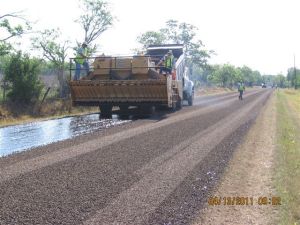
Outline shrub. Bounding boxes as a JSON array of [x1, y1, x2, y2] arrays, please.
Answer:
[[4, 51, 44, 104]]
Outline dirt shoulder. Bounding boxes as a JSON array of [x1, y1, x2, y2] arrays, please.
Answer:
[[192, 93, 279, 225]]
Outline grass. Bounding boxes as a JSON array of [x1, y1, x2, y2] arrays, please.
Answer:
[[275, 89, 300, 225]]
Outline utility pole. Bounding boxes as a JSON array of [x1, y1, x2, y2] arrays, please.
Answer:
[[294, 54, 297, 89]]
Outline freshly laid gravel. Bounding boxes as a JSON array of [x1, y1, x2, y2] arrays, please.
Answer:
[[0, 89, 271, 225]]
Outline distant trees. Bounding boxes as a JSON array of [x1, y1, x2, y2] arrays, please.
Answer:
[[287, 67, 300, 89], [208, 64, 237, 87], [206, 64, 263, 87], [193, 63, 294, 89], [274, 74, 286, 88]]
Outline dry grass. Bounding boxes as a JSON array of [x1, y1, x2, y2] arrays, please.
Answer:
[[0, 100, 98, 127], [195, 87, 234, 96]]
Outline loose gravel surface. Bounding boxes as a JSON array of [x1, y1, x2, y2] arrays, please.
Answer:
[[0, 89, 272, 225], [192, 93, 278, 225]]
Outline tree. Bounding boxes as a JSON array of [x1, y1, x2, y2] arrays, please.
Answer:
[[137, 20, 212, 68], [137, 31, 166, 49], [208, 64, 237, 87], [287, 67, 300, 89], [239, 66, 255, 86], [274, 74, 286, 88], [4, 51, 43, 104], [0, 11, 31, 56], [76, 0, 114, 52], [252, 70, 262, 86], [32, 29, 70, 98]]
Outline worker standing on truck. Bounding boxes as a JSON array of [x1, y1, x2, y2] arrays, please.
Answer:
[[158, 50, 174, 74], [74, 42, 90, 80], [238, 81, 245, 100]]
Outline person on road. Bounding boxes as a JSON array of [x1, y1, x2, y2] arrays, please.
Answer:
[[74, 42, 90, 80], [158, 50, 174, 75], [238, 82, 245, 100]]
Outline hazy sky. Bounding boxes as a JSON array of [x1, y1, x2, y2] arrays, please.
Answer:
[[1, 0, 300, 75]]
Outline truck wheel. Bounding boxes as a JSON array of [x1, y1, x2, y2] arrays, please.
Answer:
[[100, 104, 112, 118], [139, 105, 155, 115], [172, 101, 177, 112], [188, 93, 194, 106], [119, 105, 129, 119], [176, 99, 182, 109], [119, 105, 128, 114]]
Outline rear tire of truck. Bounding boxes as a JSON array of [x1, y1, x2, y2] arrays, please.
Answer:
[[139, 105, 155, 116], [188, 93, 194, 106], [119, 105, 130, 119], [100, 104, 113, 118], [176, 98, 182, 109], [119, 105, 129, 114], [171, 101, 177, 112]]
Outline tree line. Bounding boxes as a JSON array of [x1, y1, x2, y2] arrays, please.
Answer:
[[135, 20, 299, 89], [191, 64, 296, 89]]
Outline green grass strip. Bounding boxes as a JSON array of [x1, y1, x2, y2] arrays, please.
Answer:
[[276, 90, 300, 225]]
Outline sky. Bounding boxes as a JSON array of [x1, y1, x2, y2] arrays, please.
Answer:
[[1, 0, 300, 75]]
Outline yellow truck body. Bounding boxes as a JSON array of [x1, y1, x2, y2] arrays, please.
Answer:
[[69, 45, 187, 117]]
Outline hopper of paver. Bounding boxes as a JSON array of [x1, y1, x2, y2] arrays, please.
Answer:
[[69, 44, 185, 117]]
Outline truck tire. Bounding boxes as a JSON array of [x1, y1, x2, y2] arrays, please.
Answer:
[[100, 104, 112, 118], [188, 93, 194, 106], [139, 105, 155, 115], [171, 101, 177, 112], [119, 105, 129, 119], [176, 98, 182, 109], [119, 105, 128, 113]]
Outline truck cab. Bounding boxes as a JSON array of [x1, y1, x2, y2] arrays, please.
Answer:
[[146, 44, 194, 106]]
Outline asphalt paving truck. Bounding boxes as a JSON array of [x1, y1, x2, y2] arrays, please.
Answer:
[[68, 44, 194, 117]]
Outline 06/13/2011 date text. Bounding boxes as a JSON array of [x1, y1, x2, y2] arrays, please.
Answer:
[[208, 196, 281, 206]]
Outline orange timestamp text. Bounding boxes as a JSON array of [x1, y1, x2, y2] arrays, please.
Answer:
[[208, 196, 281, 206]]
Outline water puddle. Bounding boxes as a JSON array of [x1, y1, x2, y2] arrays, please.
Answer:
[[0, 114, 130, 157]]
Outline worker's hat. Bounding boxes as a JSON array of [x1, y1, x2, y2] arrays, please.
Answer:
[[167, 50, 173, 54], [82, 42, 88, 46]]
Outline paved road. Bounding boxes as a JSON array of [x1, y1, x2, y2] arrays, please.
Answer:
[[0, 89, 272, 225]]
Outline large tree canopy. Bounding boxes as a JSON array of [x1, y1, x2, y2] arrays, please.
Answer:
[[137, 20, 213, 68]]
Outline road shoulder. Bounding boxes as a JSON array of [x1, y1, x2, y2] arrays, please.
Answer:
[[193, 93, 279, 225]]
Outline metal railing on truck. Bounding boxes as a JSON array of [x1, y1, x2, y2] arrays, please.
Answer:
[[69, 55, 168, 81]]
